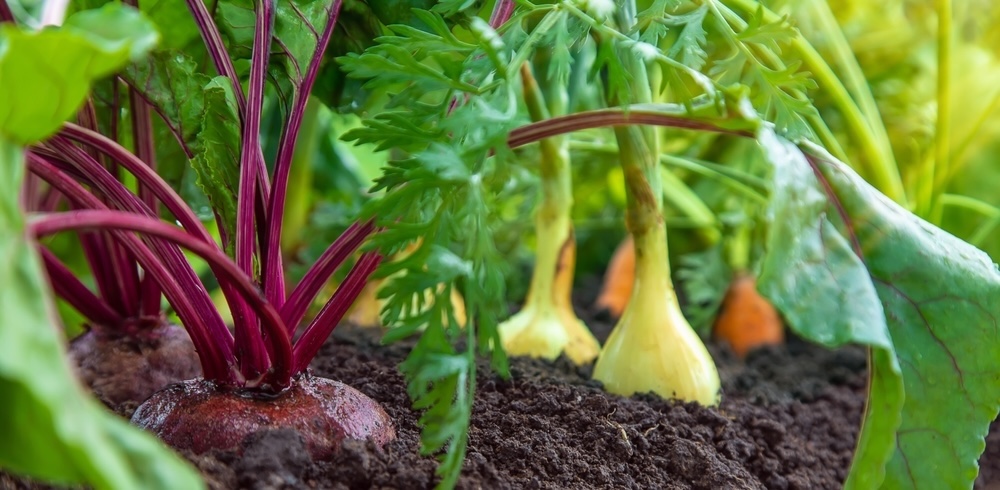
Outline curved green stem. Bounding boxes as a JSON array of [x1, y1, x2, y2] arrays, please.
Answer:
[[660, 167, 720, 245], [719, 0, 905, 204], [923, 0, 952, 223], [799, 0, 891, 158]]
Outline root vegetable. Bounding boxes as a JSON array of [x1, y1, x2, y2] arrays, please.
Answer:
[[591, 4, 720, 405], [497, 63, 600, 364], [131, 375, 394, 458], [594, 235, 635, 318], [713, 274, 784, 358], [69, 323, 201, 406]]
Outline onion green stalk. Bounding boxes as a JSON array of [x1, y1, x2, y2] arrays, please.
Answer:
[[591, 0, 720, 405], [498, 62, 600, 365]]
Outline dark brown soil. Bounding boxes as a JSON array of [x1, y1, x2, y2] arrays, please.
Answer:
[[298, 325, 865, 490], [164, 290, 872, 490], [6, 298, 1000, 489], [977, 420, 1000, 490]]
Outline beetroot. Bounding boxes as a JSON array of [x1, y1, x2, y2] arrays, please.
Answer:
[[130, 374, 395, 459], [26, 0, 399, 471], [69, 322, 201, 406]]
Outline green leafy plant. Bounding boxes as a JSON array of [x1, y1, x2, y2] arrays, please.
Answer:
[[5, 1, 1000, 489], [340, 1, 1000, 488], [8, 0, 399, 473]]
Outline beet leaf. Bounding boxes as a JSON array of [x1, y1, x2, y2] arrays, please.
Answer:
[[191, 77, 242, 252], [123, 51, 207, 158], [758, 132, 1000, 489]]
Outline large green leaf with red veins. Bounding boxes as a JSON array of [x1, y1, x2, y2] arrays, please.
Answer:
[[755, 128, 904, 488], [216, 0, 339, 101], [124, 51, 209, 147], [757, 127, 1000, 489]]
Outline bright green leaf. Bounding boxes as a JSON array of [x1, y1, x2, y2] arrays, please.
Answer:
[[0, 9, 202, 489], [123, 50, 209, 146], [64, 4, 159, 58], [758, 128, 1000, 488], [140, 0, 200, 50], [0, 4, 159, 144], [121, 48, 215, 218], [758, 129, 894, 349], [808, 141, 1000, 489], [757, 128, 903, 487], [662, 4, 709, 71], [273, 0, 336, 83]]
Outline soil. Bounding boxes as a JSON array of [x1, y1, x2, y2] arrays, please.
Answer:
[[5, 286, 1000, 489]]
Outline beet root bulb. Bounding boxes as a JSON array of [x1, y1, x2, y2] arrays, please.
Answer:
[[69, 322, 202, 407], [130, 375, 396, 459]]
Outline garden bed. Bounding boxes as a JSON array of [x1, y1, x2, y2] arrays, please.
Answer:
[[1, 281, 997, 490], [285, 322, 866, 489], [5, 300, 1000, 490]]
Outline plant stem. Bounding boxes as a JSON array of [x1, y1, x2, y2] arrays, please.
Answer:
[[279, 98, 319, 255], [499, 58, 598, 363], [569, 139, 769, 200], [38, 0, 67, 26], [925, 0, 952, 222], [44, 138, 138, 316], [489, 0, 516, 27], [611, 0, 668, 299], [184, 0, 247, 115], [31, 211, 294, 388], [520, 61, 576, 310], [53, 125, 259, 347], [264, 1, 342, 309], [38, 247, 124, 327], [0, 1, 14, 23], [58, 124, 214, 243], [659, 162, 720, 246], [293, 251, 381, 372], [39, 187, 64, 211], [27, 155, 237, 381], [281, 219, 376, 333], [587, 0, 720, 406], [719, 0, 905, 205], [508, 107, 754, 147], [74, 102, 138, 316], [233, 0, 275, 380], [128, 84, 164, 318], [800, 0, 888, 156], [20, 172, 39, 210]]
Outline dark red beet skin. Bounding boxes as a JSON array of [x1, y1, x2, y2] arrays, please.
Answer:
[[69, 323, 202, 407], [130, 374, 396, 459]]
